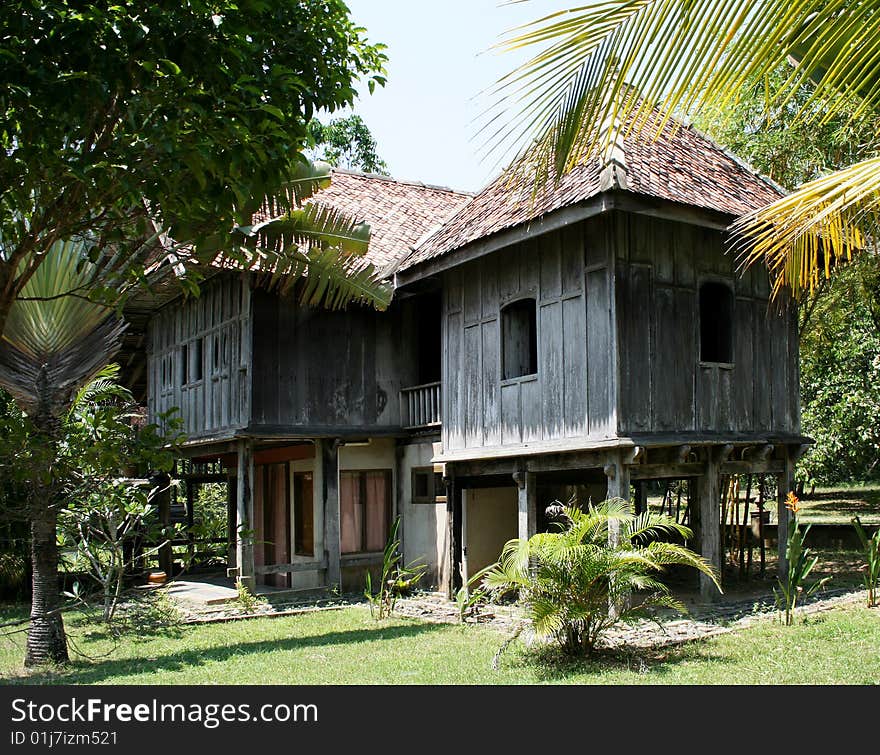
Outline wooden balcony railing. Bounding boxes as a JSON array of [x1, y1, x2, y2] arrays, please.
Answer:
[[400, 381, 441, 430]]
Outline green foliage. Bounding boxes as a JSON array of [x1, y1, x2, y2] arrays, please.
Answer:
[[482, 499, 721, 656], [797, 258, 880, 484], [364, 516, 426, 620], [775, 495, 830, 625], [852, 516, 880, 607], [0, 1, 388, 333], [695, 65, 876, 192], [307, 115, 389, 175], [188, 483, 228, 565]]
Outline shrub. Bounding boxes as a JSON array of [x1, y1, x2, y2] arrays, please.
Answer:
[[365, 516, 426, 620], [482, 498, 720, 655]]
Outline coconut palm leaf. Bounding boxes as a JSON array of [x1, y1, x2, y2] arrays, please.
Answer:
[[489, 1, 879, 174], [0, 239, 126, 417], [488, 2, 880, 294], [735, 156, 880, 297]]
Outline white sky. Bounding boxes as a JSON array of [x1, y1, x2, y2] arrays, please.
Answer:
[[343, 0, 570, 193]]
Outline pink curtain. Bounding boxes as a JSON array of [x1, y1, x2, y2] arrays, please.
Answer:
[[365, 472, 390, 552], [340, 472, 362, 553]]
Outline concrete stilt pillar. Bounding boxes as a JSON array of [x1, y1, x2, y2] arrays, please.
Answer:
[[777, 447, 796, 581], [514, 470, 537, 541]]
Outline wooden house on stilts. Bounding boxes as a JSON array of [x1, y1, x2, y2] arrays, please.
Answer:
[[124, 106, 807, 602]]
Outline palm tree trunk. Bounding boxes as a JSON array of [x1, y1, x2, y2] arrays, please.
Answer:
[[24, 367, 68, 667], [25, 504, 68, 666]]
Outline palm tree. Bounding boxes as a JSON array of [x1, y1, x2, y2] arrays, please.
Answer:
[[0, 238, 126, 665], [486, 1, 880, 298], [481, 498, 720, 655]]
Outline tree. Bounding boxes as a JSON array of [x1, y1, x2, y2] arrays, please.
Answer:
[[487, 1, 880, 298], [0, 239, 127, 665], [0, 1, 389, 336], [482, 499, 720, 655], [308, 115, 389, 174]]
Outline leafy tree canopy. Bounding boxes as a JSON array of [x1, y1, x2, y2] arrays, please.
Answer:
[[308, 115, 389, 175], [0, 0, 388, 332]]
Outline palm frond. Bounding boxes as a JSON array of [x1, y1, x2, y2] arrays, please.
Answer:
[[735, 156, 880, 298], [0, 239, 126, 417], [240, 201, 371, 257], [485, 1, 879, 187]]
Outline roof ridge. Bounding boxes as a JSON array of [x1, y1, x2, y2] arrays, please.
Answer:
[[331, 167, 474, 197]]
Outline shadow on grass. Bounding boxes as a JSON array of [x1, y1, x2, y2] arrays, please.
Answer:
[[4, 619, 446, 686], [503, 639, 733, 683]]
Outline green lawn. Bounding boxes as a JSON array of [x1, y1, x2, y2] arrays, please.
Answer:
[[798, 485, 880, 525], [1, 602, 879, 685]]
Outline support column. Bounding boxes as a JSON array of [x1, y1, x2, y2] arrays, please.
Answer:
[[151, 471, 172, 577], [447, 475, 463, 599], [514, 470, 537, 541], [696, 449, 722, 602], [634, 481, 647, 515], [321, 439, 341, 590], [604, 455, 630, 618], [235, 439, 255, 590], [777, 446, 796, 581], [604, 456, 630, 545]]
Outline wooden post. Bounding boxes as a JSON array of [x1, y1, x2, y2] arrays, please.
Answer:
[[604, 455, 630, 618], [777, 447, 795, 581], [696, 449, 722, 602], [152, 472, 172, 577], [226, 473, 237, 569], [634, 481, 647, 515], [321, 439, 341, 590], [447, 475, 463, 599], [514, 470, 537, 541], [235, 439, 255, 590]]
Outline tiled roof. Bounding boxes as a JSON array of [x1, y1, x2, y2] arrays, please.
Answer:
[[305, 169, 472, 273], [397, 107, 784, 272]]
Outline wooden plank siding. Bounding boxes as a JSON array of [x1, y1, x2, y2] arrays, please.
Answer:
[[615, 213, 799, 437], [248, 291, 418, 431], [442, 216, 612, 454], [147, 274, 251, 439]]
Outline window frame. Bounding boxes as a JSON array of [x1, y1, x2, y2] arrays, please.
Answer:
[[339, 468, 393, 555], [411, 466, 447, 504], [697, 278, 735, 368], [500, 297, 538, 381]]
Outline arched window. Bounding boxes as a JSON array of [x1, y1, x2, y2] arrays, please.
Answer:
[[699, 281, 734, 363], [502, 298, 537, 379]]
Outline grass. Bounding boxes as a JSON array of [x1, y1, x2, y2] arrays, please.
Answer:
[[798, 485, 880, 526], [1, 600, 878, 685]]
